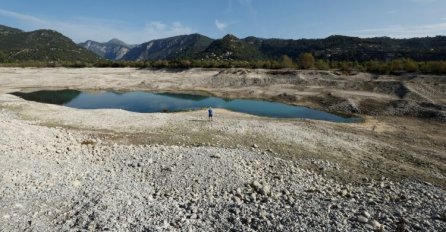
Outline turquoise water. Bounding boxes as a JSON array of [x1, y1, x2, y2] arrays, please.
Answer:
[[12, 90, 362, 123]]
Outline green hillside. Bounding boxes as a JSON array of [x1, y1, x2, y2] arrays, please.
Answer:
[[122, 34, 213, 60], [0, 25, 22, 35], [0, 27, 100, 62], [199, 34, 265, 61]]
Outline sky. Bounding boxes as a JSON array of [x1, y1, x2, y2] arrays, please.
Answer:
[[0, 0, 445, 44]]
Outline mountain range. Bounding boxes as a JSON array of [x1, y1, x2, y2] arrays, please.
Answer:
[[81, 33, 446, 62], [1, 24, 446, 63]]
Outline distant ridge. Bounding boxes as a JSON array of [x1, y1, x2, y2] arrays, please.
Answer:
[[84, 33, 446, 62], [0, 25, 22, 35], [121, 34, 213, 61]]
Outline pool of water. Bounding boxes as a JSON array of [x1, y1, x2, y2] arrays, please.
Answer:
[[11, 90, 362, 123]]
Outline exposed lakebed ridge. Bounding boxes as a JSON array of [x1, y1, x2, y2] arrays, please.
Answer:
[[12, 90, 362, 123]]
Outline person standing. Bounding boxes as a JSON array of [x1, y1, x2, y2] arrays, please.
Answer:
[[208, 107, 213, 121]]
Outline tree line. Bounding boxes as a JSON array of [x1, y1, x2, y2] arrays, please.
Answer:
[[1, 52, 446, 75]]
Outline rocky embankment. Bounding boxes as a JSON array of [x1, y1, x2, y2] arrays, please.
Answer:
[[1, 108, 445, 231], [208, 69, 446, 121]]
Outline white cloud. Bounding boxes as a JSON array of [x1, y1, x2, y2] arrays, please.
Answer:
[[147, 21, 167, 31], [0, 8, 194, 44], [0, 8, 46, 25], [215, 20, 228, 31], [141, 21, 193, 41], [354, 22, 446, 38]]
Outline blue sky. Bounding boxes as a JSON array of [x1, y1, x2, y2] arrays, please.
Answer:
[[0, 0, 445, 44]]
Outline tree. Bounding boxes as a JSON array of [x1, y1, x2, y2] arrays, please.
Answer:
[[315, 60, 329, 70], [281, 54, 294, 68], [402, 59, 418, 73], [0, 51, 6, 63], [297, 52, 315, 69]]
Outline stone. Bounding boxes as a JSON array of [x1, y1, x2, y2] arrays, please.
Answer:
[[259, 210, 268, 220], [282, 189, 290, 195], [357, 216, 368, 223], [236, 188, 243, 197], [412, 223, 421, 230], [370, 220, 381, 229], [261, 184, 271, 196], [241, 217, 251, 225], [252, 144, 258, 148], [73, 180, 82, 187], [251, 181, 262, 192], [362, 211, 371, 218], [339, 190, 348, 197], [210, 154, 221, 159], [233, 196, 243, 205], [250, 192, 257, 202]]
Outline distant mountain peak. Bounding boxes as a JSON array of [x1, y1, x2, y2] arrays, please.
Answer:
[[78, 39, 133, 60], [107, 38, 127, 46], [222, 34, 239, 41]]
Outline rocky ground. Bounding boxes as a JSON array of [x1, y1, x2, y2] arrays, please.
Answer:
[[0, 68, 445, 231], [0, 108, 445, 231]]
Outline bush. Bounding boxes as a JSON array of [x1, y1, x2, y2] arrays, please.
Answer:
[[297, 53, 315, 69]]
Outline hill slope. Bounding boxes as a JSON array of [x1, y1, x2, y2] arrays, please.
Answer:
[[0, 26, 100, 62], [199, 34, 265, 60], [0, 25, 22, 35], [122, 34, 213, 60]]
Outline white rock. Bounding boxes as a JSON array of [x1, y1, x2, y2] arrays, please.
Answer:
[[357, 216, 368, 223], [370, 220, 381, 228], [363, 211, 371, 218]]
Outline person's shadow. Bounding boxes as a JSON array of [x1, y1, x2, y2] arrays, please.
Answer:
[[188, 119, 209, 122]]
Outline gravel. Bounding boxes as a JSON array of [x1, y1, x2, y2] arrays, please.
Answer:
[[0, 108, 445, 231]]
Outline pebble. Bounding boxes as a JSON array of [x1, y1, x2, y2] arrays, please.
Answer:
[[233, 196, 243, 205], [259, 210, 268, 220], [357, 216, 368, 223], [370, 220, 381, 228], [210, 154, 221, 159], [251, 181, 262, 191], [261, 184, 271, 196], [362, 211, 371, 218]]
